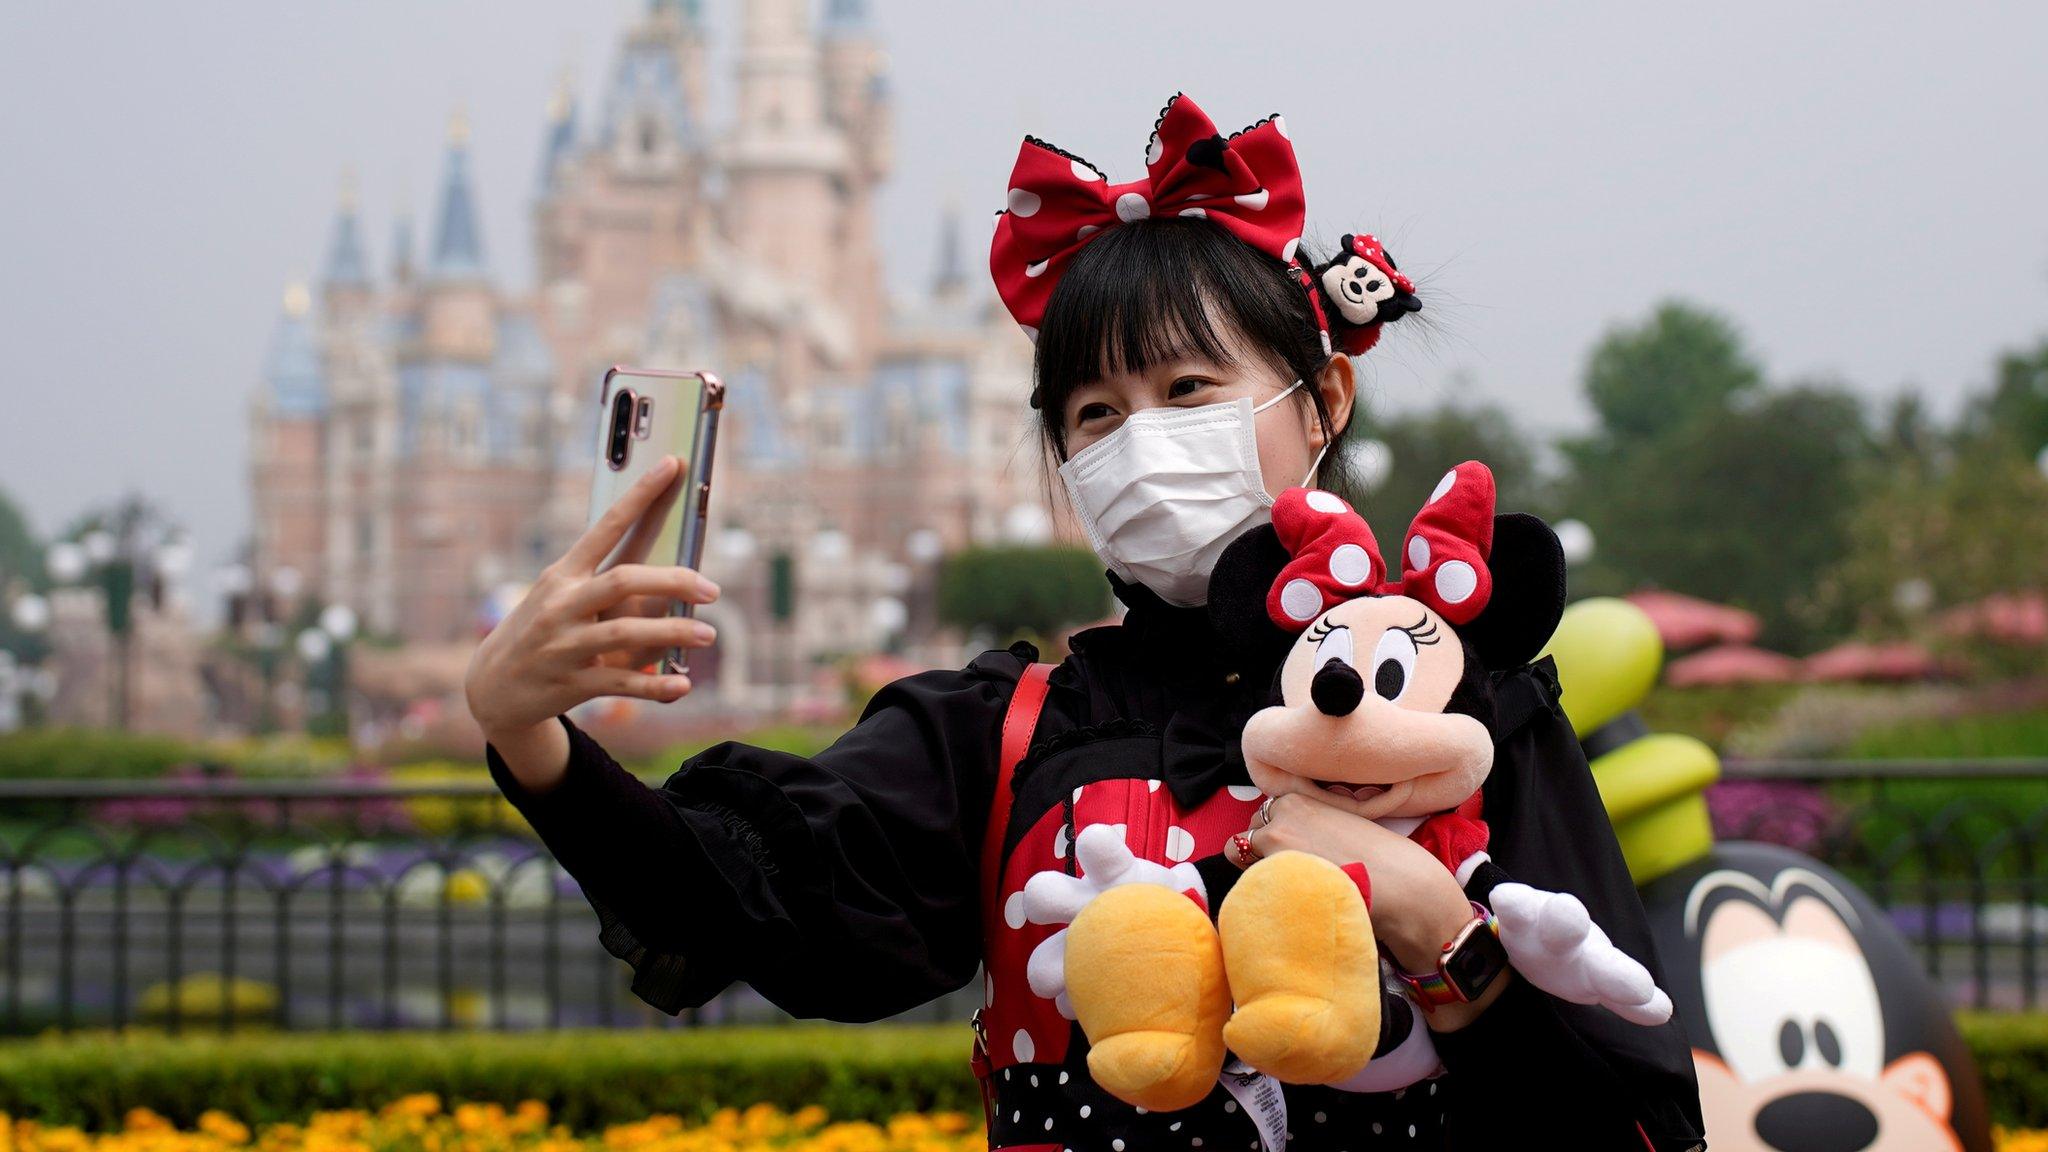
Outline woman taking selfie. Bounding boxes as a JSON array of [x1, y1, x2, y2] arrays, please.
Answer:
[[469, 96, 1702, 1150]]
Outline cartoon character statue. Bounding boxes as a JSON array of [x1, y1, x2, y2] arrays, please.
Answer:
[[1543, 599, 1994, 1152], [1022, 466, 1671, 1111]]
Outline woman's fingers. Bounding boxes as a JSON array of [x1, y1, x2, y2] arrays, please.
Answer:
[[559, 456, 682, 574], [563, 563, 720, 618], [599, 592, 680, 624], [560, 614, 716, 661], [609, 470, 687, 568], [579, 666, 694, 703]]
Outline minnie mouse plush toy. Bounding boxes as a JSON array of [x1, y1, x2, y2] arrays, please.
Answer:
[[1024, 464, 1672, 1111]]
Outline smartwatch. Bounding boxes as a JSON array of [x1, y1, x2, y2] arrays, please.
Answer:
[[1394, 901, 1508, 1011]]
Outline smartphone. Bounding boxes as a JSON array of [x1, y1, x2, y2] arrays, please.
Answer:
[[588, 367, 725, 676]]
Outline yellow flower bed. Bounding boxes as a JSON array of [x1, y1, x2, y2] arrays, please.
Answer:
[[0, 1099, 982, 1152], [1, 1099, 2039, 1152]]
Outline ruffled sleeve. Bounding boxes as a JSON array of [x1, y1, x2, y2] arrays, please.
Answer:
[[1433, 661, 1705, 1150], [488, 643, 1035, 1020]]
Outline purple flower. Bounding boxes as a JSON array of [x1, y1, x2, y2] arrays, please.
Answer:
[[1707, 780, 1838, 853]]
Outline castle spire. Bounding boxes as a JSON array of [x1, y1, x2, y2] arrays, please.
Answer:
[[320, 170, 370, 290], [429, 109, 486, 280], [390, 210, 415, 285], [822, 0, 871, 36], [734, 0, 827, 140], [600, 3, 701, 164], [537, 70, 579, 195], [932, 201, 966, 300], [265, 281, 325, 416]]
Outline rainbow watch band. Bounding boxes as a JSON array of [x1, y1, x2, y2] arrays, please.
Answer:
[[1396, 901, 1502, 1009]]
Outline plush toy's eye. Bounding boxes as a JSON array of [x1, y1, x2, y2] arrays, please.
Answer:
[[1315, 624, 1354, 670], [1368, 627, 1419, 702]]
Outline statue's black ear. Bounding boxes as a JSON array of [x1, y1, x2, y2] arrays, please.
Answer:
[[1209, 523, 1295, 667], [1461, 513, 1567, 671]]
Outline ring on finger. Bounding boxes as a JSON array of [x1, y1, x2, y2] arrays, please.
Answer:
[[1231, 831, 1262, 867], [1253, 796, 1276, 830]]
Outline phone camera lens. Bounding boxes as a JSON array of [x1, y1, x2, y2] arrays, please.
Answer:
[[607, 389, 639, 470]]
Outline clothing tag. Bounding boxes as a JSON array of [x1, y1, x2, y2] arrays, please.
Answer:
[[1219, 1059, 1287, 1152]]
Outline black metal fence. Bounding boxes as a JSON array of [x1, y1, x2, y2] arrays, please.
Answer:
[[0, 777, 981, 1035], [0, 761, 2041, 1034], [1715, 757, 2046, 1012]]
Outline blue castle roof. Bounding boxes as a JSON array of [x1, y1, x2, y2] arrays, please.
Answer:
[[264, 289, 326, 416], [321, 199, 370, 289], [822, 0, 871, 36], [430, 127, 486, 280], [600, 35, 698, 153]]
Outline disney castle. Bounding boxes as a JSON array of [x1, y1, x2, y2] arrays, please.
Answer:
[[248, 0, 1039, 710]]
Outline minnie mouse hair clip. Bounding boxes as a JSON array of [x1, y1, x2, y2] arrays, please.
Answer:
[[1309, 234, 1422, 357]]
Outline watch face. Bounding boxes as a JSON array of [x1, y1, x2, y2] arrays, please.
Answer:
[[1446, 926, 1510, 1000]]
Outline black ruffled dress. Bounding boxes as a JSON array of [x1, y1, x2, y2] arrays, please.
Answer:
[[488, 578, 1703, 1150]]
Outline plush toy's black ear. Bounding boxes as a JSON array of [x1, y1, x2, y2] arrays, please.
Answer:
[[1208, 523, 1295, 667], [1462, 513, 1567, 671]]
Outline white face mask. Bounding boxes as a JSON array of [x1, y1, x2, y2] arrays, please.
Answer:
[[1058, 380, 1328, 607]]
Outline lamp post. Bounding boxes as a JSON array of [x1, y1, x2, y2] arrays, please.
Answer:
[[219, 561, 296, 736], [1351, 439, 1393, 493], [3, 592, 52, 730], [50, 497, 186, 731], [1554, 519, 1597, 568], [905, 527, 944, 648], [299, 603, 357, 737]]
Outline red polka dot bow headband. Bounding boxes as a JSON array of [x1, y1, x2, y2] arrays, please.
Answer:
[[1266, 462, 1498, 631], [990, 94, 1310, 335], [990, 94, 1422, 362]]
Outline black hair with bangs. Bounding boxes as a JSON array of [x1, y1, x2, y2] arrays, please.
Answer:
[[1031, 218, 1353, 483]]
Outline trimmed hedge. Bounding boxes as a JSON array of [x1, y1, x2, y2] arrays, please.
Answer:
[[0, 1026, 977, 1130], [1960, 1012, 2048, 1128], [0, 728, 356, 781], [1849, 709, 2048, 759], [0, 1017, 2041, 1130]]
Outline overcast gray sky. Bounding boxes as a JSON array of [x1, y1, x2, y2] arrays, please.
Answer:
[[3, 1, 2045, 578]]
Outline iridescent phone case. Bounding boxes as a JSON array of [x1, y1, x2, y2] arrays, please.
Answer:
[[588, 367, 724, 675]]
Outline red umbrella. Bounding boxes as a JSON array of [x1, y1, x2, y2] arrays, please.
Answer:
[[1801, 641, 1944, 683], [1665, 644, 1802, 687], [1936, 592, 2047, 645], [1624, 590, 1762, 653]]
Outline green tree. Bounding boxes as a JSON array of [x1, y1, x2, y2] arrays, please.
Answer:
[[1819, 454, 2048, 670], [1962, 337, 2048, 459], [1575, 387, 1869, 648], [0, 487, 40, 592], [1582, 301, 1763, 442], [0, 486, 47, 661], [1349, 400, 1542, 530], [1560, 301, 1871, 649], [1821, 372, 2048, 645], [937, 545, 1111, 646]]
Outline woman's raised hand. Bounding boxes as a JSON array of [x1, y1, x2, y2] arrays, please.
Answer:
[[464, 455, 719, 788]]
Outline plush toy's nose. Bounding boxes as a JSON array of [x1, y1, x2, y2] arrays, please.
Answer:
[[1311, 658, 1365, 717]]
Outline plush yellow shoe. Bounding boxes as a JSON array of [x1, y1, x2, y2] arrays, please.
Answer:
[[1219, 850, 1380, 1084], [1065, 882, 1231, 1112]]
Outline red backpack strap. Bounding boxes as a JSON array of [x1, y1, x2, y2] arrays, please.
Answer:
[[972, 661, 1055, 1100], [982, 661, 1055, 914]]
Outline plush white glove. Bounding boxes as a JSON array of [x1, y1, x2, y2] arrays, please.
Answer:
[[1020, 823, 1207, 1019], [1490, 882, 1673, 1026]]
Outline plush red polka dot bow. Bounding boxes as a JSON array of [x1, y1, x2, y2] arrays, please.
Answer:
[[1265, 462, 1498, 630], [989, 93, 1308, 338]]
